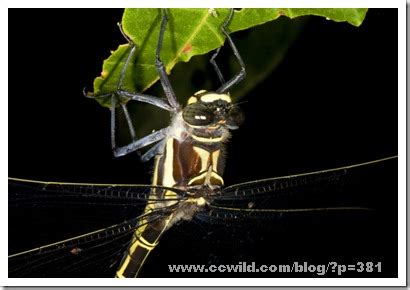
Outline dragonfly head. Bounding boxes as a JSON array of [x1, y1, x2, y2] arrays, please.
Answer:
[[182, 90, 244, 130]]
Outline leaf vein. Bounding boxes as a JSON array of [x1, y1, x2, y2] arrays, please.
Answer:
[[168, 9, 210, 71], [205, 20, 224, 44]]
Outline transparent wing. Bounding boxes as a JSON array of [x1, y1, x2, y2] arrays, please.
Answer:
[[9, 208, 179, 277], [207, 156, 397, 216], [8, 178, 185, 277], [187, 156, 398, 277], [9, 178, 185, 206]]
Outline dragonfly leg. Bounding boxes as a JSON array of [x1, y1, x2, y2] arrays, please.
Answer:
[[111, 97, 169, 161], [95, 23, 176, 160], [155, 9, 180, 110], [110, 95, 170, 157], [210, 47, 226, 85], [140, 139, 166, 162], [216, 9, 246, 94], [117, 90, 173, 111], [85, 23, 177, 112], [116, 24, 175, 112], [107, 91, 171, 159]]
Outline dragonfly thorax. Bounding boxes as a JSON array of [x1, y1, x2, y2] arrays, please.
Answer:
[[157, 90, 245, 194]]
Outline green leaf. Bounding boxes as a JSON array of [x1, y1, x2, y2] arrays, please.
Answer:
[[91, 8, 367, 108], [278, 8, 368, 27]]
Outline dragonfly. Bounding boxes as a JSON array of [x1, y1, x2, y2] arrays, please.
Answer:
[[8, 9, 398, 278]]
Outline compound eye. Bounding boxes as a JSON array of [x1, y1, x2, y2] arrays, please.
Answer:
[[182, 103, 215, 126], [226, 106, 244, 129]]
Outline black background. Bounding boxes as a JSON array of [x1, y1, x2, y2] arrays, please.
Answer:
[[8, 9, 398, 278]]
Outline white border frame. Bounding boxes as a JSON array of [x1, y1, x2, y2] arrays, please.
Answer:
[[2, 0, 406, 287]]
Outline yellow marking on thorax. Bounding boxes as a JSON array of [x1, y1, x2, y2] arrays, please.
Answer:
[[187, 91, 231, 105], [188, 147, 224, 186], [187, 96, 198, 104], [204, 165, 213, 185], [208, 170, 224, 186], [200, 93, 231, 103], [195, 90, 207, 96], [161, 138, 176, 187], [191, 134, 224, 143], [152, 155, 161, 186], [188, 90, 208, 104], [193, 146, 211, 172], [212, 149, 220, 170], [196, 196, 207, 206]]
